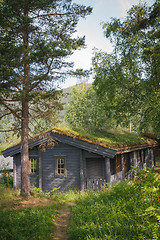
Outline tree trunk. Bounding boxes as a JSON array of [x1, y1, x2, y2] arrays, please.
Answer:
[[21, 99, 30, 194], [21, 10, 31, 194]]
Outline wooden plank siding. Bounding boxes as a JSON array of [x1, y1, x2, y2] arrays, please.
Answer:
[[14, 154, 21, 189], [42, 143, 81, 192], [110, 154, 122, 175], [14, 147, 39, 189], [116, 155, 121, 173]]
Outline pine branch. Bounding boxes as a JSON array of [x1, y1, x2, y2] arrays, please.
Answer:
[[29, 115, 44, 129], [1, 98, 20, 102], [2, 102, 23, 120], [46, 57, 54, 75], [29, 77, 47, 92], [0, 112, 13, 119], [31, 11, 79, 19], [0, 127, 20, 133], [12, 82, 23, 92]]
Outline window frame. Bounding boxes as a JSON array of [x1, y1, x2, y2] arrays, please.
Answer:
[[56, 157, 66, 176], [30, 157, 37, 174]]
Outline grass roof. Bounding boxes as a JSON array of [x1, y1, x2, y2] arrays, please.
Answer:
[[49, 127, 157, 150], [1, 127, 158, 154]]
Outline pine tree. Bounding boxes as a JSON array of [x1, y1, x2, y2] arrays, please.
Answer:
[[0, 0, 92, 194]]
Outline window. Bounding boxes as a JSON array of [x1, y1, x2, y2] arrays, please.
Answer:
[[30, 158, 37, 174], [56, 157, 65, 175]]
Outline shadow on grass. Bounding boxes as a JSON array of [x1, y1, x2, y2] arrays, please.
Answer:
[[0, 185, 63, 240]]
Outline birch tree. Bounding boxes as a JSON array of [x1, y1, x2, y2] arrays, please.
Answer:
[[93, 1, 160, 134]]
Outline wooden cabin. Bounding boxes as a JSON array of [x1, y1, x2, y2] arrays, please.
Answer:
[[2, 128, 157, 191]]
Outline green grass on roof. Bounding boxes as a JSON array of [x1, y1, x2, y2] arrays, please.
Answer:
[[1, 127, 157, 154], [51, 127, 156, 149]]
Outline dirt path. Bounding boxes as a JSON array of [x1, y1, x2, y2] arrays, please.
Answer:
[[52, 202, 75, 240]]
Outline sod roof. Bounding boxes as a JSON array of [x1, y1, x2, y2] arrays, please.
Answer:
[[50, 128, 157, 153], [2, 127, 158, 157]]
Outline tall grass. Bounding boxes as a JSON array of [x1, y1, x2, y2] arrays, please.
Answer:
[[0, 204, 62, 240], [0, 186, 63, 240], [68, 169, 160, 240]]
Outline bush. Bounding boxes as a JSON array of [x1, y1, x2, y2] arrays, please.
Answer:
[[0, 163, 13, 188]]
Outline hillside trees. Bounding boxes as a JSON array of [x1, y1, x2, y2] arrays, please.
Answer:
[[65, 83, 115, 131], [0, 0, 92, 194], [93, 0, 160, 134], [92, 51, 142, 132]]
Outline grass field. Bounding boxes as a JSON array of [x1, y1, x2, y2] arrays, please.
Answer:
[[0, 186, 63, 240], [0, 168, 160, 240]]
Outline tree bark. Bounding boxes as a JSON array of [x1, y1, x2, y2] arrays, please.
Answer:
[[21, 98, 30, 194], [21, 10, 31, 194]]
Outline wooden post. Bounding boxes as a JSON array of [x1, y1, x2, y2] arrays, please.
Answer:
[[121, 154, 125, 179], [133, 151, 138, 168], [144, 149, 148, 168], [39, 151, 43, 190], [146, 148, 150, 168], [150, 148, 154, 168], [153, 148, 156, 166], [105, 157, 111, 183], [141, 150, 144, 169], [80, 149, 85, 191], [13, 157, 16, 189]]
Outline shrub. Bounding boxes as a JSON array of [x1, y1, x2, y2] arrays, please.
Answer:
[[0, 163, 13, 188]]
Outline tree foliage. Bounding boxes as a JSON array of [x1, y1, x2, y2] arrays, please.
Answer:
[[92, 50, 142, 132], [93, 0, 160, 135], [65, 83, 115, 131], [0, 0, 92, 193]]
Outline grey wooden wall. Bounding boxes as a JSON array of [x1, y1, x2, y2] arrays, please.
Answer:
[[14, 148, 39, 189], [41, 142, 81, 192]]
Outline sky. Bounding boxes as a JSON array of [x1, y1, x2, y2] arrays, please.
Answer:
[[60, 0, 155, 89]]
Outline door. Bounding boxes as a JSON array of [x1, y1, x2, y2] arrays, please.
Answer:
[[86, 158, 105, 178]]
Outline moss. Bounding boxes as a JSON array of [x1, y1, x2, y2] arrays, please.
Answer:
[[51, 127, 157, 149]]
